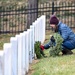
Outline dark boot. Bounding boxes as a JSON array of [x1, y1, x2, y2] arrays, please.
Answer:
[[62, 50, 67, 55], [66, 50, 73, 55], [62, 49, 73, 55]]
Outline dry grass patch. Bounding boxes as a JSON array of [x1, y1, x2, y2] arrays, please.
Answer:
[[0, 34, 15, 50]]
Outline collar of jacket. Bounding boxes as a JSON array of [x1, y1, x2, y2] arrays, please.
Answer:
[[57, 21, 62, 35], [58, 21, 62, 27]]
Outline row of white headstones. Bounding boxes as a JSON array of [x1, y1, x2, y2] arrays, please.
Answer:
[[0, 15, 46, 75]]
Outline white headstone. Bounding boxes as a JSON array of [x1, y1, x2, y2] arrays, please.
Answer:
[[10, 37, 18, 75], [16, 35, 22, 75], [3, 43, 12, 75], [0, 51, 4, 75]]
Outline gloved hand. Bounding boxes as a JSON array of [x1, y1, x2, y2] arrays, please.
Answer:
[[50, 36, 56, 46], [40, 45, 44, 51], [50, 36, 55, 43]]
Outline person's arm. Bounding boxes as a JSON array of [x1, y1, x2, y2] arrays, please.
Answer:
[[40, 41, 51, 50], [44, 42, 51, 49], [40, 36, 56, 50]]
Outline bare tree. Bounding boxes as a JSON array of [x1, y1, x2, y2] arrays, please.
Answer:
[[27, 0, 38, 28]]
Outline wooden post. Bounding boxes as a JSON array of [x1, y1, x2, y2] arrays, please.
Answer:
[[27, 0, 38, 28]]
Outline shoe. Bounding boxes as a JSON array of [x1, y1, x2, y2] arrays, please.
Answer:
[[62, 49, 73, 55], [66, 50, 73, 55]]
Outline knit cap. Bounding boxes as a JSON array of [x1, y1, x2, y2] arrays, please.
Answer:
[[49, 15, 59, 25]]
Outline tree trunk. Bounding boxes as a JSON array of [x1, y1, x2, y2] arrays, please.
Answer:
[[27, 0, 38, 29]]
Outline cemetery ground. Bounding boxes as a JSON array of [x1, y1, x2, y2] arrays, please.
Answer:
[[0, 30, 75, 75], [27, 30, 75, 75]]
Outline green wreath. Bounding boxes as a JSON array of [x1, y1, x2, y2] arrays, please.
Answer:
[[50, 33, 63, 57]]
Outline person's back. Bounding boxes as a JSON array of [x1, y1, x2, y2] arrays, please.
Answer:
[[58, 21, 75, 47]]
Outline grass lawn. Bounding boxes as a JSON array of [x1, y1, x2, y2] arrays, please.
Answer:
[[0, 30, 75, 75], [27, 30, 75, 75], [30, 50, 75, 75]]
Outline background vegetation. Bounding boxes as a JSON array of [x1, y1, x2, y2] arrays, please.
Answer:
[[0, 34, 15, 50]]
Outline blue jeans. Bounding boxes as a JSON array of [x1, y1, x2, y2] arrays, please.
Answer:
[[62, 41, 75, 50]]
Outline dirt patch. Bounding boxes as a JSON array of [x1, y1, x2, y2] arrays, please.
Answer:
[[26, 59, 39, 75]]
